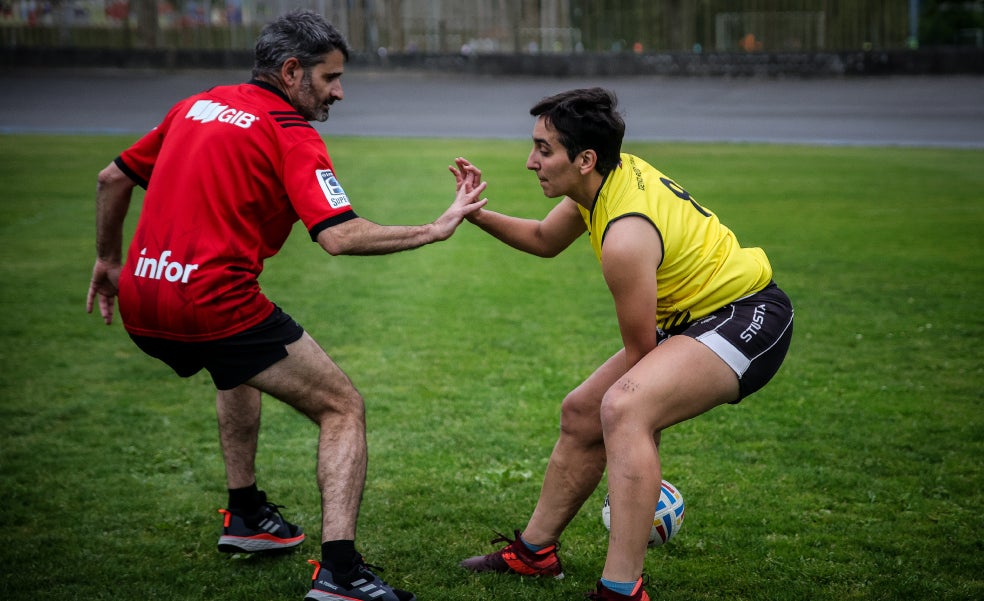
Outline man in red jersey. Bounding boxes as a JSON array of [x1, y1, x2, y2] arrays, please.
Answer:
[[86, 10, 486, 601]]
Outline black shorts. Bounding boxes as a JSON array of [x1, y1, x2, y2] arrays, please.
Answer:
[[129, 306, 305, 391], [665, 282, 794, 401]]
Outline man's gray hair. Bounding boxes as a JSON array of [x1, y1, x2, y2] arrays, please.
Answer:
[[252, 9, 350, 79]]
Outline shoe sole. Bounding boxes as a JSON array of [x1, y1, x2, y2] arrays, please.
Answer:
[[218, 533, 305, 553], [459, 558, 564, 579], [304, 590, 418, 601], [459, 565, 565, 579], [470, 567, 565, 579]]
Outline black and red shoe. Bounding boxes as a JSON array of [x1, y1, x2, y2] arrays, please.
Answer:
[[304, 558, 416, 601], [586, 578, 650, 601], [459, 530, 564, 579], [217, 495, 305, 553]]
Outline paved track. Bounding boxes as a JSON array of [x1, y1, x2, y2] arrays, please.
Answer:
[[2, 68, 982, 147]]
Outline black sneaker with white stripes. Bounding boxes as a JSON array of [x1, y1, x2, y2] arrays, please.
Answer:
[[304, 558, 416, 601], [216, 495, 305, 553]]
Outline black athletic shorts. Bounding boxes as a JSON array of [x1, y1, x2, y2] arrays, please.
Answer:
[[664, 282, 794, 401], [129, 306, 305, 391]]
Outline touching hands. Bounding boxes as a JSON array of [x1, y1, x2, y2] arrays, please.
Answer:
[[433, 157, 488, 240], [449, 157, 486, 224], [450, 157, 483, 191]]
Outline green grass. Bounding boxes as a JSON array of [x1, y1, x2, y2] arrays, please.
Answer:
[[1, 134, 981, 600]]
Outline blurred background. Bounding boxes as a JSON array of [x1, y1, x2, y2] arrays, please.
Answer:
[[2, 0, 983, 75]]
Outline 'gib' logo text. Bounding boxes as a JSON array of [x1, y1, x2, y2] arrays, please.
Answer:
[[316, 169, 351, 210], [185, 99, 258, 129]]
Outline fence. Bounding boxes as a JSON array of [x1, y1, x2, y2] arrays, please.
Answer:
[[4, 0, 969, 53]]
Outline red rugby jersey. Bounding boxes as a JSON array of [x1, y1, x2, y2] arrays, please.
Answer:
[[116, 81, 356, 341]]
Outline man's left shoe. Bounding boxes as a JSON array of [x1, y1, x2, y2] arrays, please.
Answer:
[[586, 578, 650, 601], [304, 558, 416, 601], [217, 496, 305, 553]]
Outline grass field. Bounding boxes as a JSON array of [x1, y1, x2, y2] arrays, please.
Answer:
[[1, 133, 981, 601]]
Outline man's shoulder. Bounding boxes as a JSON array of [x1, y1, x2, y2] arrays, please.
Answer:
[[194, 82, 289, 114], [177, 83, 320, 142]]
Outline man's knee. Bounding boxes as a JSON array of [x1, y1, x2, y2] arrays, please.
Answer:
[[309, 386, 365, 424]]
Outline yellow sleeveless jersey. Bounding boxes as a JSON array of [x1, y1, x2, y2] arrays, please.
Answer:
[[577, 154, 773, 330]]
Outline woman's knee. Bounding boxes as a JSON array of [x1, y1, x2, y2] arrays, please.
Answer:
[[599, 381, 647, 436], [559, 388, 603, 441]]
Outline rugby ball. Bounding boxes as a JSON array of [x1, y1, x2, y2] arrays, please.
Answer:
[[602, 479, 685, 547]]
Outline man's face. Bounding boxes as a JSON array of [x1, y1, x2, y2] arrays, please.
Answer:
[[290, 49, 345, 122], [526, 117, 581, 199]]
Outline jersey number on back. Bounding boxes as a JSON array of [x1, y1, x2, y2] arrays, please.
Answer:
[[660, 177, 711, 217]]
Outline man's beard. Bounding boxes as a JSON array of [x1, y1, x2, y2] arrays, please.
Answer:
[[296, 71, 330, 122]]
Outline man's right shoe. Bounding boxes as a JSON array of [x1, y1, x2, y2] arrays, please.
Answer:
[[459, 530, 564, 579], [217, 495, 305, 553], [305, 558, 416, 601]]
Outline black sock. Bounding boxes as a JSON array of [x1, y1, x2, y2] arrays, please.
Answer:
[[322, 540, 359, 574], [227, 483, 264, 516]]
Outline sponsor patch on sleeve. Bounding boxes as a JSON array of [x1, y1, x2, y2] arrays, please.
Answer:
[[315, 169, 351, 210]]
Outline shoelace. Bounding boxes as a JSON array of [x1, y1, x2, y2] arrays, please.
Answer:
[[341, 560, 396, 590], [260, 501, 288, 515], [488, 529, 519, 547], [487, 529, 559, 555], [358, 561, 386, 576], [242, 502, 290, 531], [349, 552, 387, 580]]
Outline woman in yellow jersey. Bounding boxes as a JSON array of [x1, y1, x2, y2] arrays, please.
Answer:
[[455, 88, 793, 601]]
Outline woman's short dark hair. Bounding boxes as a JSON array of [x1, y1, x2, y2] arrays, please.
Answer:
[[530, 88, 625, 175], [252, 10, 351, 79]]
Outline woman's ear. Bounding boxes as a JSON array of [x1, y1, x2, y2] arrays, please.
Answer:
[[579, 149, 598, 175]]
